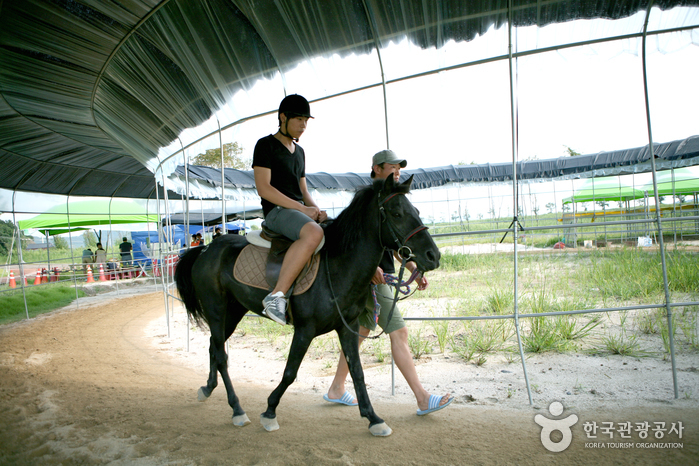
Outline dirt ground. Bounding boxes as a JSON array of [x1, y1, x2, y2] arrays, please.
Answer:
[[1, 291, 698, 465]]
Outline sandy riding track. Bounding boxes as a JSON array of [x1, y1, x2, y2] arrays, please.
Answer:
[[1, 292, 698, 465]]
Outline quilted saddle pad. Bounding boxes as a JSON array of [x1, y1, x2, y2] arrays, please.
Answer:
[[233, 244, 321, 295]]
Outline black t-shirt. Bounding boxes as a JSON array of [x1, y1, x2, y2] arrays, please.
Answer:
[[119, 241, 132, 254], [252, 134, 306, 217], [379, 249, 396, 274]]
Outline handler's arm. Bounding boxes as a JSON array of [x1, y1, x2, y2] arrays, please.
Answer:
[[392, 251, 428, 290]]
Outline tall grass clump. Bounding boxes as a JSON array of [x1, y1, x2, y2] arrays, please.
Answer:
[[678, 306, 699, 350], [581, 249, 664, 300], [519, 288, 598, 353], [407, 326, 432, 359], [603, 330, 646, 356], [666, 251, 699, 293], [483, 287, 513, 315]]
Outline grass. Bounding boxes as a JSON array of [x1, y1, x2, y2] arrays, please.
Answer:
[[0, 284, 86, 324], [603, 331, 647, 357], [412, 247, 699, 364]]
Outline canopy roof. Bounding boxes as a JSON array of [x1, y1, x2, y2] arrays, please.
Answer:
[[1, 1, 698, 201], [563, 177, 645, 204], [563, 167, 699, 204], [17, 199, 159, 232], [172, 135, 699, 199], [642, 167, 699, 196]]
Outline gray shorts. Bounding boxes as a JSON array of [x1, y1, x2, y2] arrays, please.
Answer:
[[358, 283, 405, 334], [264, 206, 315, 241]]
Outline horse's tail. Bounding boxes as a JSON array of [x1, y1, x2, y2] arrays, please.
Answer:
[[174, 246, 207, 327]]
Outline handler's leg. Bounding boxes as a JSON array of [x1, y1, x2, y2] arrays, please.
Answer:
[[388, 326, 450, 411], [328, 327, 370, 402]]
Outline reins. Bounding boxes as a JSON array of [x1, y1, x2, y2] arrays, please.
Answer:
[[325, 249, 411, 340], [325, 187, 426, 340]]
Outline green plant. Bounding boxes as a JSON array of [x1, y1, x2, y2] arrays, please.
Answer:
[[678, 307, 699, 350], [484, 287, 514, 315], [555, 314, 602, 342], [603, 331, 646, 356], [431, 319, 450, 354], [450, 334, 476, 362], [408, 327, 432, 359], [471, 320, 509, 353], [474, 354, 487, 366], [367, 337, 388, 363], [637, 309, 660, 334], [658, 313, 677, 355]]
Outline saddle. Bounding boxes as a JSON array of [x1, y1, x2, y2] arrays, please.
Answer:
[[233, 223, 323, 296]]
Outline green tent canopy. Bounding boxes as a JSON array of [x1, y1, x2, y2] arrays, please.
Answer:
[[18, 199, 159, 233], [642, 168, 699, 196], [563, 177, 645, 204]]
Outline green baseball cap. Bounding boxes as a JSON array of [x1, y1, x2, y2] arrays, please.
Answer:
[[372, 149, 407, 168]]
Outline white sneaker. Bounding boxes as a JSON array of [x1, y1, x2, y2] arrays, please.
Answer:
[[262, 291, 287, 325]]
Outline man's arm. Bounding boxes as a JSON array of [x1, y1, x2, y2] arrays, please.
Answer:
[[254, 167, 320, 220], [392, 251, 428, 290], [300, 177, 327, 222]]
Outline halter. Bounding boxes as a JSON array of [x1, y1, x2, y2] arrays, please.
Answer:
[[378, 190, 429, 259], [327, 186, 429, 340]]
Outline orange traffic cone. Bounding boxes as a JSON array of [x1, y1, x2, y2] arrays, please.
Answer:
[[53, 267, 60, 282], [42, 268, 49, 284], [23, 273, 28, 286], [9, 271, 16, 288], [33, 269, 41, 285], [86, 265, 95, 283], [98, 264, 106, 281]]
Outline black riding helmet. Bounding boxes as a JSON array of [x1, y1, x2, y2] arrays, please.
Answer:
[[278, 94, 313, 141], [278, 94, 313, 120]]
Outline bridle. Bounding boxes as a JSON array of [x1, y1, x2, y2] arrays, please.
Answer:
[[377, 191, 429, 260], [326, 187, 429, 340]]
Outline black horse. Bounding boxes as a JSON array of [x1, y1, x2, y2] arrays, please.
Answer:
[[175, 174, 440, 436]]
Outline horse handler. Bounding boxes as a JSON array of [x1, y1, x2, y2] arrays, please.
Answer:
[[324, 150, 453, 416]]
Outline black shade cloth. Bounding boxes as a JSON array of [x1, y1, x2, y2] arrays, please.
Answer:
[[174, 136, 699, 191], [1, 1, 697, 200]]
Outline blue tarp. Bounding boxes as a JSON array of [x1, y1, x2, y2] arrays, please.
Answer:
[[130, 221, 249, 266]]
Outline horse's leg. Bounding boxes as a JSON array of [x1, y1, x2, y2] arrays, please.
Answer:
[[198, 301, 250, 426], [220, 302, 250, 426], [260, 326, 315, 432], [337, 325, 392, 437]]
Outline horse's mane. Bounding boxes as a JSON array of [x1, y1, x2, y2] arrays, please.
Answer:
[[324, 178, 411, 255]]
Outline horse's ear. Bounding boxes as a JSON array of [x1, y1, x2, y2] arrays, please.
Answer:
[[402, 174, 414, 189], [383, 173, 396, 191]]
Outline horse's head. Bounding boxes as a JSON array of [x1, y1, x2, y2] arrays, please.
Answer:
[[377, 174, 440, 273]]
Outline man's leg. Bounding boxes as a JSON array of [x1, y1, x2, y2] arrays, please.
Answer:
[[273, 222, 323, 295], [327, 327, 370, 402], [263, 221, 323, 324], [388, 326, 450, 411]]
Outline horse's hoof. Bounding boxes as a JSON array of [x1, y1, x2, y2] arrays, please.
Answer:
[[197, 387, 209, 402], [260, 414, 279, 432], [369, 422, 392, 437], [232, 413, 251, 427]]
